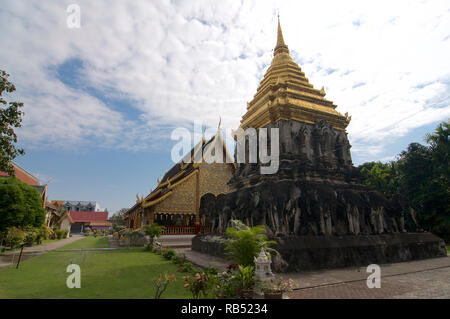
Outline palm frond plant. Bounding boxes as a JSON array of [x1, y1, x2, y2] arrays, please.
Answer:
[[224, 220, 278, 267]]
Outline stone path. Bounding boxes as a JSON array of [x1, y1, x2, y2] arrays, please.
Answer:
[[158, 235, 195, 248], [0, 235, 84, 269], [285, 255, 450, 299], [175, 248, 230, 270]]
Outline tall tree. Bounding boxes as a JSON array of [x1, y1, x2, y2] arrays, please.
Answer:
[[0, 177, 45, 232], [359, 161, 398, 196], [359, 120, 449, 241], [0, 70, 25, 175]]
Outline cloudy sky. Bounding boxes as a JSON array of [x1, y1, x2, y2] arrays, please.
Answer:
[[1, 0, 449, 213]]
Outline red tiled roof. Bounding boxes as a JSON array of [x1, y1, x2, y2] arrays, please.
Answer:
[[69, 211, 108, 223], [0, 164, 39, 186]]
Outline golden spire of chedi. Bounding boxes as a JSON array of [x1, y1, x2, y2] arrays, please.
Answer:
[[240, 17, 350, 131]]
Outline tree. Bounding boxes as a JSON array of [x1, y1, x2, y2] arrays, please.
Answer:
[[425, 121, 449, 190], [358, 120, 450, 241], [110, 208, 127, 225], [359, 161, 398, 196], [0, 177, 45, 232], [0, 70, 25, 175]]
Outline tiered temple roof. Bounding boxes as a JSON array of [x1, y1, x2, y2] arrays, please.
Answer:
[[140, 130, 233, 208], [240, 17, 350, 131]]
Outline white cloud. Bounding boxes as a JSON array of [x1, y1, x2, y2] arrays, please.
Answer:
[[0, 0, 449, 157]]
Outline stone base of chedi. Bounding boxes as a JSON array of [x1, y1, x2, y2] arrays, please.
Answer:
[[194, 119, 447, 271], [192, 19, 447, 271]]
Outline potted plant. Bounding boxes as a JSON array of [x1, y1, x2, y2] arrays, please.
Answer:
[[236, 265, 255, 299], [261, 277, 295, 299]]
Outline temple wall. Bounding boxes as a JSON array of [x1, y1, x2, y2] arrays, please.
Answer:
[[199, 163, 233, 197], [153, 172, 197, 214]]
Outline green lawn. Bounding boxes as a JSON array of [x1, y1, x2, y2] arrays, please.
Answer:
[[447, 246, 449, 254], [0, 249, 192, 298], [59, 236, 110, 249]]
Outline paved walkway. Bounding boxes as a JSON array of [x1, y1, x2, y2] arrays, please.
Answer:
[[179, 248, 450, 298], [1, 235, 84, 255], [286, 255, 450, 299], [158, 235, 195, 248], [175, 248, 230, 270], [0, 235, 84, 269]]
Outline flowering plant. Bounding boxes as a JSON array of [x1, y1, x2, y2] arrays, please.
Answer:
[[154, 273, 176, 299], [210, 270, 239, 299], [226, 263, 238, 273], [183, 272, 210, 299], [261, 277, 296, 293]]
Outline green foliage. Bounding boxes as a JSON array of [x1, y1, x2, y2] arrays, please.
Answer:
[[359, 120, 450, 241], [5, 227, 26, 248], [0, 177, 45, 232], [359, 161, 398, 195], [55, 229, 64, 239], [396, 138, 450, 240], [162, 248, 176, 260], [225, 220, 277, 267], [23, 226, 37, 246], [176, 262, 195, 273], [125, 229, 145, 245], [111, 208, 127, 227], [39, 225, 51, 240], [154, 273, 177, 299], [0, 70, 25, 175], [209, 266, 240, 299], [183, 272, 210, 299], [260, 276, 296, 293], [171, 254, 187, 265], [143, 223, 165, 250], [236, 265, 255, 290]]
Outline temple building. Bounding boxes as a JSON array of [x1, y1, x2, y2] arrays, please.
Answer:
[[125, 130, 234, 234], [194, 18, 446, 271]]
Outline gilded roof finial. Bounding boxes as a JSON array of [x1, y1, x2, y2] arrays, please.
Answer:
[[202, 124, 206, 142], [274, 14, 289, 56]]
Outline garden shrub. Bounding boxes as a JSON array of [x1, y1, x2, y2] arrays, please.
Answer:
[[125, 229, 145, 246], [55, 229, 64, 239], [177, 262, 194, 273], [0, 178, 45, 232], [183, 272, 210, 299], [210, 266, 240, 299], [5, 227, 26, 248], [163, 248, 176, 260], [143, 223, 164, 251]]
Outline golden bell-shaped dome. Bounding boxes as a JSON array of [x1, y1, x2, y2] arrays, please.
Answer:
[[240, 17, 348, 131]]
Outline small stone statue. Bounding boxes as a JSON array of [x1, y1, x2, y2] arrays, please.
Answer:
[[254, 247, 274, 295]]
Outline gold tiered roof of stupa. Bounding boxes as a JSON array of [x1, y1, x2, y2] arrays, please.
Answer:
[[240, 18, 350, 131]]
